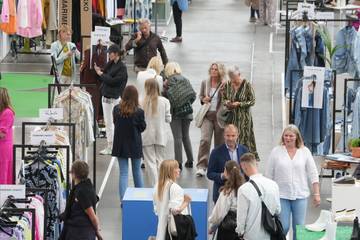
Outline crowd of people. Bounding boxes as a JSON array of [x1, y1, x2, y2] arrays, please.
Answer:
[[0, 12, 321, 240]]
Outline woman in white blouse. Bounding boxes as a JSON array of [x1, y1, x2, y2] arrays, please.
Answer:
[[208, 160, 245, 240], [153, 159, 191, 240], [142, 78, 172, 186], [266, 124, 320, 240]]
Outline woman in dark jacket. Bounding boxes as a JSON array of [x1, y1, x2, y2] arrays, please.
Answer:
[[60, 161, 102, 240], [112, 85, 146, 201], [163, 62, 196, 170]]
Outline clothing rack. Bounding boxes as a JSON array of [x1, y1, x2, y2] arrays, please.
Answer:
[[288, 69, 338, 154], [47, 83, 97, 189], [281, 0, 354, 77], [12, 144, 71, 196], [26, 187, 49, 238], [0, 207, 36, 240], [343, 78, 360, 151], [21, 121, 76, 164]]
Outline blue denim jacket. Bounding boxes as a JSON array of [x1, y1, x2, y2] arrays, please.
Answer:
[[351, 89, 360, 139], [353, 31, 360, 75], [332, 26, 357, 76], [293, 70, 332, 152], [286, 26, 313, 91]]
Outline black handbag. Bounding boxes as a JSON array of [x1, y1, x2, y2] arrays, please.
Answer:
[[249, 180, 286, 240], [219, 210, 237, 231]]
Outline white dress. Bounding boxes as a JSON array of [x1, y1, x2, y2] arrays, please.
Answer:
[[153, 181, 188, 240]]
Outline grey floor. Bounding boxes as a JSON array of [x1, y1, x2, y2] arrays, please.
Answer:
[[0, 0, 335, 239]]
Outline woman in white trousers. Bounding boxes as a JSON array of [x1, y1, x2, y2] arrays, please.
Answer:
[[142, 78, 172, 186]]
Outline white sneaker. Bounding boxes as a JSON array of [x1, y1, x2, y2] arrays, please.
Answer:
[[305, 210, 332, 232], [319, 221, 337, 240], [196, 168, 206, 177], [99, 147, 112, 155]]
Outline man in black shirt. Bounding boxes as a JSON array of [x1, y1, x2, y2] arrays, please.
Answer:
[[94, 44, 128, 155], [125, 18, 168, 72]]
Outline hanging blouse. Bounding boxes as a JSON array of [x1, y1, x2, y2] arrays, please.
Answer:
[[0, 0, 17, 34], [16, 0, 43, 38]]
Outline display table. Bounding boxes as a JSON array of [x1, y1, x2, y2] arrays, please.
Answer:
[[296, 225, 352, 239], [332, 181, 360, 217], [122, 187, 208, 240]]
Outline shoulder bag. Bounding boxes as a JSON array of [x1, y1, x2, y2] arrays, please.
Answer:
[[167, 183, 178, 238], [249, 180, 286, 240], [195, 82, 222, 128], [50, 43, 66, 75]]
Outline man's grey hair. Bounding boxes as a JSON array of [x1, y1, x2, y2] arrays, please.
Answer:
[[228, 65, 241, 77], [139, 18, 151, 26]]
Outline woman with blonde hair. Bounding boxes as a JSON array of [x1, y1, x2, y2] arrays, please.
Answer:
[[50, 25, 80, 84], [163, 62, 196, 170], [142, 78, 171, 186], [153, 160, 195, 240], [137, 56, 164, 101], [266, 124, 320, 240], [0, 87, 15, 184], [196, 62, 226, 177]]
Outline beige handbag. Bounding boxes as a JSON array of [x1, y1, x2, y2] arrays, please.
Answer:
[[167, 183, 177, 238]]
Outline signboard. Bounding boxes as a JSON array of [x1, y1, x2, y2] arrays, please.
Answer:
[[30, 131, 56, 145], [39, 108, 64, 121], [0, 185, 25, 206], [58, 0, 72, 27]]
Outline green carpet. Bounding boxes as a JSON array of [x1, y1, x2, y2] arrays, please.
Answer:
[[297, 225, 352, 240], [0, 73, 53, 117]]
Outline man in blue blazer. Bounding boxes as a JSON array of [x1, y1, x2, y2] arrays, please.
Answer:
[[207, 124, 248, 203]]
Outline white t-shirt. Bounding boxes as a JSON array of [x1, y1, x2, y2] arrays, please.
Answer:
[[209, 87, 219, 111]]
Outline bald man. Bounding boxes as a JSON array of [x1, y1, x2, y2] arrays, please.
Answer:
[[207, 124, 248, 202]]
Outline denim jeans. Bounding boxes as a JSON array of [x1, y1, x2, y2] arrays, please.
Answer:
[[280, 198, 308, 240], [116, 157, 144, 201]]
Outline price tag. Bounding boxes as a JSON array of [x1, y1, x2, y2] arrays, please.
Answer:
[[30, 131, 56, 145], [316, 12, 335, 20], [39, 108, 63, 121], [0, 185, 25, 206], [297, 3, 315, 19]]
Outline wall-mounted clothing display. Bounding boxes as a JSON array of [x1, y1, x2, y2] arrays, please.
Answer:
[[54, 87, 95, 162]]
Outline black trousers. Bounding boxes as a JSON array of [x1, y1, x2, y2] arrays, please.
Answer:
[[250, 7, 260, 18], [172, 1, 182, 37]]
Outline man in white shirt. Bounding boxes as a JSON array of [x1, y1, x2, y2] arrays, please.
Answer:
[[236, 153, 281, 240]]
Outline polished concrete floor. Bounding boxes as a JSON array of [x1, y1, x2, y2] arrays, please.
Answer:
[[1, 0, 336, 239]]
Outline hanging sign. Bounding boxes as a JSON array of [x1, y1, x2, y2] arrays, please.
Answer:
[[301, 66, 325, 109], [30, 131, 56, 145], [39, 108, 64, 121], [297, 3, 315, 19], [0, 185, 26, 206], [59, 0, 72, 27], [316, 12, 335, 20]]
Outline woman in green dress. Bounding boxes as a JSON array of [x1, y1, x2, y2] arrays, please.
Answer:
[[222, 65, 258, 159]]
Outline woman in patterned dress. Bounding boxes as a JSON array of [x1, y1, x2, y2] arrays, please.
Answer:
[[222, 65, 258, 159]]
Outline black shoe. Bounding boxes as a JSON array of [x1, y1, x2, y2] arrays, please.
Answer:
[[179, 164, 183, 171], [351, 217, 359, 240], [141, 163, 145, 169], [184, 161, 193, 168]]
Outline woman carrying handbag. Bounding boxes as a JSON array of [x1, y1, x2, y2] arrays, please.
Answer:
[[208, 161, 245, 240], [153, 160, 197, 240]]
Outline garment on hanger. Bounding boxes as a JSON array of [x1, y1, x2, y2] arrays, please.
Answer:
[[332, 26, 357, 76], [80, 48, 106, 121], [0, 0, 17, 34], [314, 31, 325, 67], [293, 70, 332, 153], [125, 0, 153, 20], [117, 0, 126, 18], [285, 25, 313, 92], [351, 87, 360, 139], [16, 0, 43, 38], [54, 87, 95, 162], [72, 0, 81, 44], [106, 0, 117, 18]]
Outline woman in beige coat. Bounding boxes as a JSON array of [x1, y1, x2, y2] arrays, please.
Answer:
[[142, 78, 172, 186]]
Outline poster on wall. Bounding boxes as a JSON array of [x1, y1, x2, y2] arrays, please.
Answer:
[[90, 29, 111, 69], [301, 66, 325, 109]]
